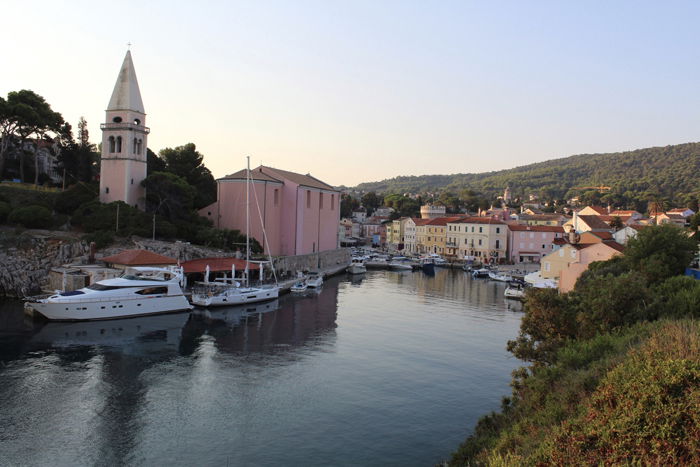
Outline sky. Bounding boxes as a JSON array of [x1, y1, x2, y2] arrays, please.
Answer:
[[3, 1, 700, 187]]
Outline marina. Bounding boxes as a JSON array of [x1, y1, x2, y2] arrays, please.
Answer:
[[0, 269, 523, 466]]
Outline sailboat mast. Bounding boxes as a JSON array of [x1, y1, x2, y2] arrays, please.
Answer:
[[246, 156, 250, 287]]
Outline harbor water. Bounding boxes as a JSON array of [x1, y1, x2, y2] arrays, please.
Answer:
[[0, 269, 523, 466]]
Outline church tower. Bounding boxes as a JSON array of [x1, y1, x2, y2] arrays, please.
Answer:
[[99, 50, 149, 209]]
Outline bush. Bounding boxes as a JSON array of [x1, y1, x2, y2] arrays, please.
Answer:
[[82, 230, 114, 249], [54, 182, 98, 214], [0, 201, 10, 223], [8, 205, 53, 229]]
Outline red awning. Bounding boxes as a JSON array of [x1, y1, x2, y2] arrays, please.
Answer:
[[181, 257, 260, 274]]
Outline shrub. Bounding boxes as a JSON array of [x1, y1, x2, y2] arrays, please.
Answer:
[[8, 205, 53, 229], [82, 230, 114, 249], [54, 182, 98, 214]]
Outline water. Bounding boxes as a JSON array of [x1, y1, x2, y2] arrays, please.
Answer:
[[0, 269, 523, 466]]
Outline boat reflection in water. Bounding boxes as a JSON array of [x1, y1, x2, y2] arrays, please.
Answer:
[[31, 312, 191, 351]]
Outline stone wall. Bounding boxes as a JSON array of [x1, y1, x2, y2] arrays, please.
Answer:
[[272, 248, 351, 281], [0, 237, 89, 297]]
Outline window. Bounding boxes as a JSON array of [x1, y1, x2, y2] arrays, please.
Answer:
[[135, 287, 168, 295], [105, 187, 109, 194], [116, 136, 122, 152], [529, 232, 534, 238], [570, 249, 577, 259], [307, 190, 311, 208], [496, 227, 500, 234], [131, 178, 134, 185], [471, 226, 474, 232], [545, 262, 551, 272], [520, 232, 525, 238], [495, 239, 500, 249], [479, 227, 483, 233], [274, 189, 279, 206], [478, 239, 482, 246], [112, 116, 122, 123], [331, 194, 335, 210], [319, 193, 324, 209], [133, 137, 138, 153], [109, 136, 115, 153], [542, 244, 545, 249]]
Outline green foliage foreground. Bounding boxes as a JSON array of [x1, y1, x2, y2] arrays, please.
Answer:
[[449, 226, 700, 465]]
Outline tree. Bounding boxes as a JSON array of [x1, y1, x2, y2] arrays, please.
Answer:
[[141, 171, 196, 223], [608, 216, 624, 230], [159, 143, 216, 209], [361, 191, 382, 216], [147, 148, 166, 175], [0, 90, 64, 184], [340, 193, 359, 218], [56, 119, 97, 184], [624, 224, 697, 282]]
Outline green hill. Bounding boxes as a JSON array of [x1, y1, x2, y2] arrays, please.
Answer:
[[352, 142, 700, 206]]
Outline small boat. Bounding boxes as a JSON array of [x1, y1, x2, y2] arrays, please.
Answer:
[[419, 257, 436, 275], [426, 254, 449, 267], [306, 271, 323, 288], [488, 270, 513, 282], [388, 260, 413, 271], [471, 268, 491, 278], [24, 267, 192, 321], [504, 281, 526, 300], [291, 281, 308, 293], [347, 258, 367, 275]]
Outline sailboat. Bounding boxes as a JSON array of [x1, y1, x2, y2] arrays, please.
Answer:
[[191, 157, 280, 307]]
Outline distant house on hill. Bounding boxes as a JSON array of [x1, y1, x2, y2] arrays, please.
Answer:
[[199, 166, 340, 256]]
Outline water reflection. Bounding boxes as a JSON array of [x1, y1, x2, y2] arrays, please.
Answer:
[[0, 271, 523, 467]]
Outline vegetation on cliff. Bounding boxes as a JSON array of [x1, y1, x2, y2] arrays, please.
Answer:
[[449, 225, 700, 465]]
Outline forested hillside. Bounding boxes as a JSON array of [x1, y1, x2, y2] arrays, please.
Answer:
[[351, 143, 700, 207]]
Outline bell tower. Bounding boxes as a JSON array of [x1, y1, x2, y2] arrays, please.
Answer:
[[99, 50, 149, 209]]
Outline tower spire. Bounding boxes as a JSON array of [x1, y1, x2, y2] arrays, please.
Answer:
[[107, 50, 144, 113]]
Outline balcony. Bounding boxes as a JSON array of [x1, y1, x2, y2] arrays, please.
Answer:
[[100, 122, 151, 134]]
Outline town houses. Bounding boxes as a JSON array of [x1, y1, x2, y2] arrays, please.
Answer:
[[339, 198, 697, 289]]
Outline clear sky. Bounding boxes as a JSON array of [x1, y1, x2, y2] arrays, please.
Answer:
[[3, 1, 699, 186]]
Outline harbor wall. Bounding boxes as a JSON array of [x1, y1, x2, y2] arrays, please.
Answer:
[[273, 248, 351, 281]]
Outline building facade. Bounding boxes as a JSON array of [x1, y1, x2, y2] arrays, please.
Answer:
[[448, 217, 507, 262], [200, 166, 340, 256], [507, 224, 565, 263]]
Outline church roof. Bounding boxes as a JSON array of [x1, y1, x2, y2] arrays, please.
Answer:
[[220, 165, 337, 191], [107, 51, 145, 113]]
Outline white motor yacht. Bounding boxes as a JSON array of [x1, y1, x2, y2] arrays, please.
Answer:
[[24, 267, 192, 321], [347, 258, 367, 275], [290, 280, 308, 293], [306, 271, 323, 288], [191, 283, 279, 307]]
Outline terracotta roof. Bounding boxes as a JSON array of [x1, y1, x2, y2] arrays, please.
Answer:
[[668, 208, 694, 214], [577, 215, 613, 230], [629, 224, 648, 231], [602, 240, 625, 252], [181, 257, 260, 274], [553, 238, 568, 245], [598, 215, 631, 223], [261, 166, 337, 191], [427, 216, 465, 226], [611, 210, 640, 216], [451, 216, 506, 225], [220, 167, 283, 183], [508, 225, 565, 233], [101, 249, 177, 266], [584, 231, 614, 240], [582, 206, 608, 215], [518, 214, 567, 220], [414, 218, 432, 226]]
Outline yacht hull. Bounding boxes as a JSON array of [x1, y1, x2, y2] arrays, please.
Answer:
[[191, 287, 280, 307], [25, 295, 192, 321]]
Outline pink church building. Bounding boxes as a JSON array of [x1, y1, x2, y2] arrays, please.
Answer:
[[200, 166, 340, 256], [99, 51, 149, 209]]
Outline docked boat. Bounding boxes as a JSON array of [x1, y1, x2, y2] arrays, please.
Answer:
[[291, 280, 308, 293], [471, 267, 491, 278], [504, 281, 526, 300], [488, 270, 513, 282], [24, 267, 192, 321], [388, 260, 413, 271], [420, 257, 435, 275], [306, 271, 323, 288], [347, 258, 367, 275], [426, 253, 448, 267]]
